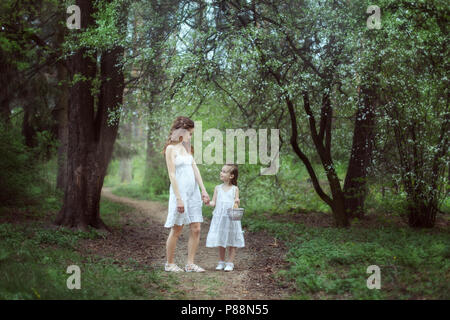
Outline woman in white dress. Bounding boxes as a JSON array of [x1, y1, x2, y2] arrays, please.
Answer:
[[162, 116, 210, 273]]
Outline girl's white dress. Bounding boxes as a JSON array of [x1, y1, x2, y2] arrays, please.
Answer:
[[164, 149, 203, 228], [206, 184, 245, 248]]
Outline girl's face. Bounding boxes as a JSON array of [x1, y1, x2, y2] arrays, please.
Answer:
[[220, 165, 234, 183]]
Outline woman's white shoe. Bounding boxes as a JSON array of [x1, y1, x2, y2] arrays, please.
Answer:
[[185, 263, 206, 272], [224, 262, 234, 271], [216, 261, 226, 270], [165, 263, 184, 272]]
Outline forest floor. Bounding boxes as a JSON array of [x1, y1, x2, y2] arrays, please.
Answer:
[[77, 187, 295, 299], [2, 184, 446, 299]]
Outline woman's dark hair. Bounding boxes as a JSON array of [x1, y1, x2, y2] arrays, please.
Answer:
[[225, 164, 238, 186], [162, 116, 195, 156]]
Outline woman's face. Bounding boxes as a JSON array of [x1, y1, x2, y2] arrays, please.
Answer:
[[182, 127, 194, 142]]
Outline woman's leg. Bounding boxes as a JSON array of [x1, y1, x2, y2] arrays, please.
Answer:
[[166, 225, 184, 264], [219, 246, 226, 261], [227, 246, 236, 263], [187, 222, 201, 264]]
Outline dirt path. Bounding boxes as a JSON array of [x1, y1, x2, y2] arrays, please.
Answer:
[[82, 187, 294, 299]]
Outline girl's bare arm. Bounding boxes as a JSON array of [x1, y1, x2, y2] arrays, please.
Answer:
[[208, 186, 218, 207], [234, 186, 240, 208]]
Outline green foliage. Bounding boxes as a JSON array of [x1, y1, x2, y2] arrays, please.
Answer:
[[366, 0, 449, 225], [99, 197, 131, 228], [33, 227, 101, 249], [365, 186, 409, 217], [243, 213, 450, 299], [62, 0, 129, 55], [0, 121, 40, 206], [0, 199, 179, 299]]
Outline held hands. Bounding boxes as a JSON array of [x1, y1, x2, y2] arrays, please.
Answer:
[[233, 198, 240, 209], [178, 191, 210, 213]]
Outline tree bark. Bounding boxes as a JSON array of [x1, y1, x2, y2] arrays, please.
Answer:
[[55, 9, 69, 192], [55, 0, 126, 231], [302, 91, 350, 227], [119, 119, 133, 183], [0, 49, 13, 125], [285, 89, 349, 227], [343, 84, 377, 218], [407, 199, 437, 228]]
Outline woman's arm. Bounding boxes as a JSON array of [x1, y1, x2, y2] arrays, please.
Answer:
[[191, 158, 210, 203], [165, 146, 184, 213]]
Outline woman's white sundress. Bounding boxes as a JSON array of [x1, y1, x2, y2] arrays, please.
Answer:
[[164, 148, 203, 228], [206, 184, 245, 248]]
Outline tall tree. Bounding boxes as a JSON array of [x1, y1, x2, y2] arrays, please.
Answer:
[[54, 3, 70, 191], [55, 0, 129, 230]]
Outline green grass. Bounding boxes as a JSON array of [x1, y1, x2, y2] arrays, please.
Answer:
[[242, 211, 450, 299], [99, 197, 131, 229], [0, 197, 182, 300]]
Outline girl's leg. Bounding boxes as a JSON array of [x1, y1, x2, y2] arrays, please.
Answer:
[[166, 225, 184, 264], [227, 246, 237, 263], [218, 247, 226, 261], [187, 222, 201, 265]]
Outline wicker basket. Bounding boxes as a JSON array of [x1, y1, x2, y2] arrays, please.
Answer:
[[227, 207, 244, 221]]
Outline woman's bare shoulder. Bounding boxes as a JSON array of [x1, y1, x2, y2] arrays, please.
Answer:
[[165, 144, 178, 155]]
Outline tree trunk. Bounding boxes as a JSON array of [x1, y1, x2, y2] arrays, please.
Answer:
[[55, 0, 126, 231], [22, 98, 36, 148], [119, 158, 133, 183], [285, 90, 350, 227], [0, 49, 12, 125], [343, 84, 377, 218], [55, 10, 69, 192], [119, 120, 133, 183], [407, 199, 437, 228], [144, 125, 162, 187], [55, 42, 97, 230]]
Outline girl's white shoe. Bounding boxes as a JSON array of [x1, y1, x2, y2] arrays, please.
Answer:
[[165, 263, 184, 272], [224, 262, 234, 271], [216, 261, 226, 270], [185, 263, 206, 272]]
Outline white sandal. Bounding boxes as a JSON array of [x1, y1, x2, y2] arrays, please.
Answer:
[[216, 261, 226, 270], [165, 263, 184, 272], [185, 263, 205, 272], [224, 262, 234, 271]]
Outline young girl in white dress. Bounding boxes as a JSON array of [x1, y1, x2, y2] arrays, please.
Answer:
[[206, 164, 245, 271]]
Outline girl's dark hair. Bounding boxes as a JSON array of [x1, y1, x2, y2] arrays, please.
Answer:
[[225, 164, 238, 186], [162, 116, 195, 156]]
